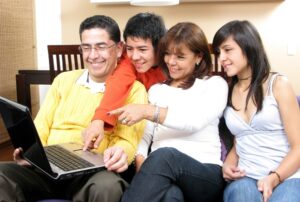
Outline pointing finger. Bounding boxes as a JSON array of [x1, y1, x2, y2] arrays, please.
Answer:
[[108, 108, 123, 116]]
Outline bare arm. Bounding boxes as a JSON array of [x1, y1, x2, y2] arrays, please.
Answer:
[[222, 139, 245, 181], [272, 76, 300, 180], [257, 76, 300, 202]]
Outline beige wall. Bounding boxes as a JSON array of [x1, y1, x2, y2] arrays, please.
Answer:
[[0, 0, 36, 143], [61, 0, 300, 94]]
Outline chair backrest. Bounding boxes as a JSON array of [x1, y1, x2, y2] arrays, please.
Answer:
[[208, 44, 225, 77], [48, 45, 84, 82]]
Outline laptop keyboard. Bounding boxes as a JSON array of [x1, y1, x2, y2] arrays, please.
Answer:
[[45, 145, 94, 171]]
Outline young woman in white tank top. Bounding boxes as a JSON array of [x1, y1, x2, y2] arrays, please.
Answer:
[[213, 20, 300, 202]]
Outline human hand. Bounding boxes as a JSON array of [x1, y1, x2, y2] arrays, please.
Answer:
[[103, 146, 128, 173], [257, 174, 280, 202], [134, 154, 145, 173], [82, 120, 104, 151], [13, 148, 31, 166], [108, 104, 148, 126], [222, 163, 246, 181]]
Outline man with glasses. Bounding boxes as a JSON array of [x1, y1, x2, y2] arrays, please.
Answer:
[[0, 15, 147, 202]]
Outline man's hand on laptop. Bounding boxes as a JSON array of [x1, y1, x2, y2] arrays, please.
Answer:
[[13, 148, 31, 166], [103, 146, 128, 173], [82, 120, 104, 151]]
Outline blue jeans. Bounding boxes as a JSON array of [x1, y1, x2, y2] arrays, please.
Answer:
[[224, 176, 300, 202], [122, 147, 224, 202]]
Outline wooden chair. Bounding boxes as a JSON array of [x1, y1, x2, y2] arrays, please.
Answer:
[[16, 70, 52, 112], [15, 45, 84, 111], [208, 44, 225, 77], [48, 45, 84, 82]]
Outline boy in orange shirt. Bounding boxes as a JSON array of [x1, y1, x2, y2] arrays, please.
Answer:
[[83, 13, 167, 150]]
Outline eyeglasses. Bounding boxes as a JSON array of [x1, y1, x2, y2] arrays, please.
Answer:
[[79, 43, 116, 54]]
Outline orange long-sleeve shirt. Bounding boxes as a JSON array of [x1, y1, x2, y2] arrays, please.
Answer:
[[92, 52, 166, 130]]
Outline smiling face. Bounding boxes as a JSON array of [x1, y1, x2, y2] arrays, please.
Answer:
[[81, 28, 122, 83], [218, 36, 251, 78], [164, 43, 201, 87], [125, 37, 156, 73]]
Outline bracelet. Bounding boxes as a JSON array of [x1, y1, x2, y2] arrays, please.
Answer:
[[269, 170, 282, 183]]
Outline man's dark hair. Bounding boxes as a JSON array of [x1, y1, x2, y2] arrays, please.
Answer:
[[123, 12, 166, 51], [79, 15, 120, 43]]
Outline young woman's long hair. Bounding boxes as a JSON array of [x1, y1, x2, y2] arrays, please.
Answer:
[[157, 22, 212, 89], [212, 20, 270, 111]]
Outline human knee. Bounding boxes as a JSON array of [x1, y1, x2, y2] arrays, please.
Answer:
[[149, 147, 178, 162], [94, 177, 123, 193], [142, 148, 177, 171], [0, 167, 24, 201], [228, 177, 257, 191], [89, 181, 123, 200], [224, 178, 262, 202], [88, 171, 127, 200], [269, 179, 300, 202]]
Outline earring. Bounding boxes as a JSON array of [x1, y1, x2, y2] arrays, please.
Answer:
[[196, 62, 200, 66]]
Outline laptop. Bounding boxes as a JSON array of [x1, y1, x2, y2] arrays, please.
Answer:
[[0, 96, 105, 180]]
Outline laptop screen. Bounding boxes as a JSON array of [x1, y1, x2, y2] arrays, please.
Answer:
[[0, 97, 54, 175]]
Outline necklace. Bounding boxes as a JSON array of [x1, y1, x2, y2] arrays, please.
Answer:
[[238, 75, 251, 80]]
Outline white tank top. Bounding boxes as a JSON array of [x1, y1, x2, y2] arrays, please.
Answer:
[[224, 74, 300, 180]]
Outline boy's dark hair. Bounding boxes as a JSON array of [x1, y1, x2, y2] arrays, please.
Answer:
[[79, 15, 120, 43], [123, 12, 166, 51]]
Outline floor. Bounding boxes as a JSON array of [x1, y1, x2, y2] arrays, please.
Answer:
[[0, 141, 14, 161]]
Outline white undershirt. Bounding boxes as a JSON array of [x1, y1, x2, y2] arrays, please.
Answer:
[[76, 70, 106, 93]]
